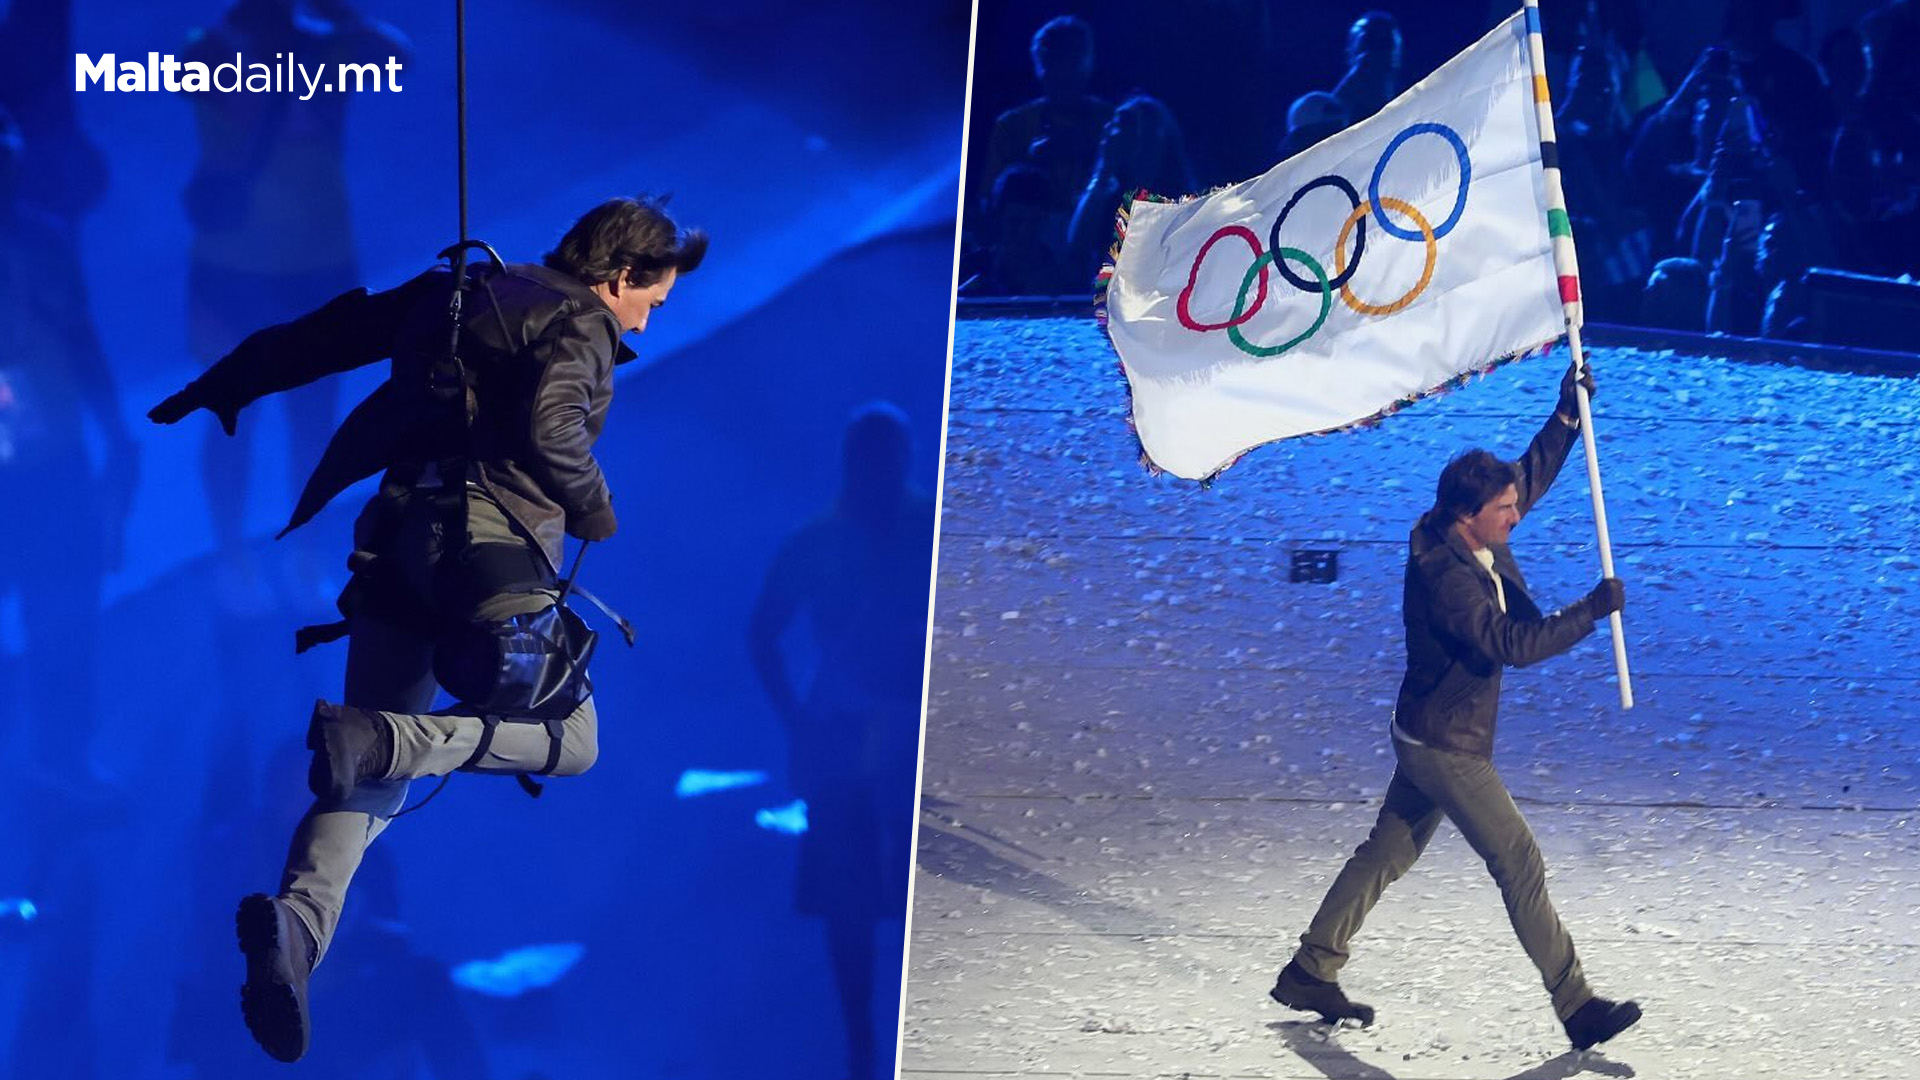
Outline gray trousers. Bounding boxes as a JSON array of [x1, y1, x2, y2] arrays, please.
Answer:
[[1292, 738, 1592, 1021], [277, 490, 598, 961]]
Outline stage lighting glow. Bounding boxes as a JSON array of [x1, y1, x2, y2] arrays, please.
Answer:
[[754, 799, 808, 836], [675, 769, 770, 798], [450, 942, 585, 997]]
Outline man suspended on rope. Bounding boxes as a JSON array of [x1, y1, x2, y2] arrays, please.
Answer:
[[150, 194, 707, 1063], [1268, 362, 1642, 1053]]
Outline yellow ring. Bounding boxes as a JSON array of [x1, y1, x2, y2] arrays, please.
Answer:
[[1334, 196, 1437, 316]]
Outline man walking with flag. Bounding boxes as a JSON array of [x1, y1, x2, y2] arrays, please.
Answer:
[[1094, 0, 1642, 1054], [1267, 360, 1639, 1051]]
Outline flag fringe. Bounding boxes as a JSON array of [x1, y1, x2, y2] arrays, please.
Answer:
[[1092, 180, 1238, 330], [1096, 181, 1243, 482]]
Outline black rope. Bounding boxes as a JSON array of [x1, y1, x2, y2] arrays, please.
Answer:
[[455, 0, 468, 246], [389, 774, 453, 819], [382, 1, 475, 827]]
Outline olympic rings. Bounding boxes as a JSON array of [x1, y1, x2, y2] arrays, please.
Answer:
[[1166, 121, 1469, 358], [1369, 122, 1470, 241], [1335, 197, 1436, 316], [1269, 176, 1364, 293], [1227, 248, 1330, 358], [1178, 225, 1268, 331]]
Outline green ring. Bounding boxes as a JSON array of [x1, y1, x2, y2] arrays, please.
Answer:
[[1227, 246, 1331, 358]]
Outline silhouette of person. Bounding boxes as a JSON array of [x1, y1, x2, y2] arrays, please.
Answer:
[[0, 107, 138, 789], [748, 403, 934, 1080], [0, 0, 110, 224], [1276, 91, 1350, 164], [1332, 12, 1405, 125], [1068, 94, 1197, 281], [979, 16, 1113, 295], [181, 0, 410, 606]]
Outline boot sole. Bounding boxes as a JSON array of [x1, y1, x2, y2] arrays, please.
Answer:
[[236, 894, 309, 1063]]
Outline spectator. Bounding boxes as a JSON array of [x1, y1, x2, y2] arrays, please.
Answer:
[[1333, 12, 1404, 125], [1758, 211, 1821, 339], [1721, 0, 1831, 198], [974, 163, 1079, 295], [1276, 92, 1349, 163], [1640, 257, 1709, 331], [1830, 12, 1920, 278], [1818, 26, 1868, 125], [1626, 47, 1738, 258], [1557, 39, 1653, 315], [983, 17, 1112, 232], [1068, 95, 1198, 282]]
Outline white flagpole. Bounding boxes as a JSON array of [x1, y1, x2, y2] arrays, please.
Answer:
[[1523, 0, 1634, 708]]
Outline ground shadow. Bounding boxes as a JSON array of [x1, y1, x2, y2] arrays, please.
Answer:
[[914, 809, 1155, 934], [1271, 1021, 1635, 1080]]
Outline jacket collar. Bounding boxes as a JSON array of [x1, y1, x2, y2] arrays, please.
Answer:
[[511, 263, 641, 365], [1415, 510, 1519, 581]]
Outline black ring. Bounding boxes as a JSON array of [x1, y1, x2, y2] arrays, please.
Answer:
[[1269, 175, 1365, 293]]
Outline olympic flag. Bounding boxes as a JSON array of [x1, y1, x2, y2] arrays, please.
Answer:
[[1103, 11, 1572, 481]]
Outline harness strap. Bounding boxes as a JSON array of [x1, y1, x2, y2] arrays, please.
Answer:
[[459, 712, 567, 799], [498, 580, 636, 647]]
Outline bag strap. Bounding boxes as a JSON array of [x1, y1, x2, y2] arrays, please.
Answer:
[[498, 560, 637, 648]]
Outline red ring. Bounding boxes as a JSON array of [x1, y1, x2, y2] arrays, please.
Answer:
[[1177, 225, 1267, 332]]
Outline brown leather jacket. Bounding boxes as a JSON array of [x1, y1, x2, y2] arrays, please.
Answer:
[[161, 261, 634, 576], [1392, 410, 1597, 758]]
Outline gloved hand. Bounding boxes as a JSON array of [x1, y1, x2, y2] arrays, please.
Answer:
[[1579, 577, 1625, 621], [567, 502, 618, 541], [148, 383, 240, 435], [1558, 361, 1596, 422]]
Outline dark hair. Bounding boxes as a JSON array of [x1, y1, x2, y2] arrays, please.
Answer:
[[544, 194, 708, 288], [1032, 15, 1093, 60], [1433, 449, 1518, 525], [1351, 10, 1402, 50], [843, 400, 911, 463]]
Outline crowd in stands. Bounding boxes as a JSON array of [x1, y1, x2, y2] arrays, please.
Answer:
[[963, 1, 1920, 348]]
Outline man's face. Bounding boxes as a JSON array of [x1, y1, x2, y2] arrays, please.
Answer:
[[607, 267, 678, 334], [1458, 484, 1521, 550]]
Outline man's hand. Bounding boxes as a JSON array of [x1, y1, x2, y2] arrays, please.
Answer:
[[1579, 577, 1625, 621], [149, 385, 240, 435], [567, 502, 617, 542], [1557, 361, 1596, 426]]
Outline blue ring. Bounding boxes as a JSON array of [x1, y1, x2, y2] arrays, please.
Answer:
[[1369, 122, 1471, 241], [1269, 175, 1366, 294]]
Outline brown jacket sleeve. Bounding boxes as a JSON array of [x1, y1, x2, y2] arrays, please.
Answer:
[[149, 271, 444, 431], [521, 309, 614, 524], [1512, 406, 1581, 518], [1427, 554, 1594, 670]]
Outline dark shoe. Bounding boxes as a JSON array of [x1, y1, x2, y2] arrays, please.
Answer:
[[306, 699, 393, 801], [1564, 996, 1641, 1051], [1269, 959, 1375, 1025], [236, 893, 317, 1062]]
